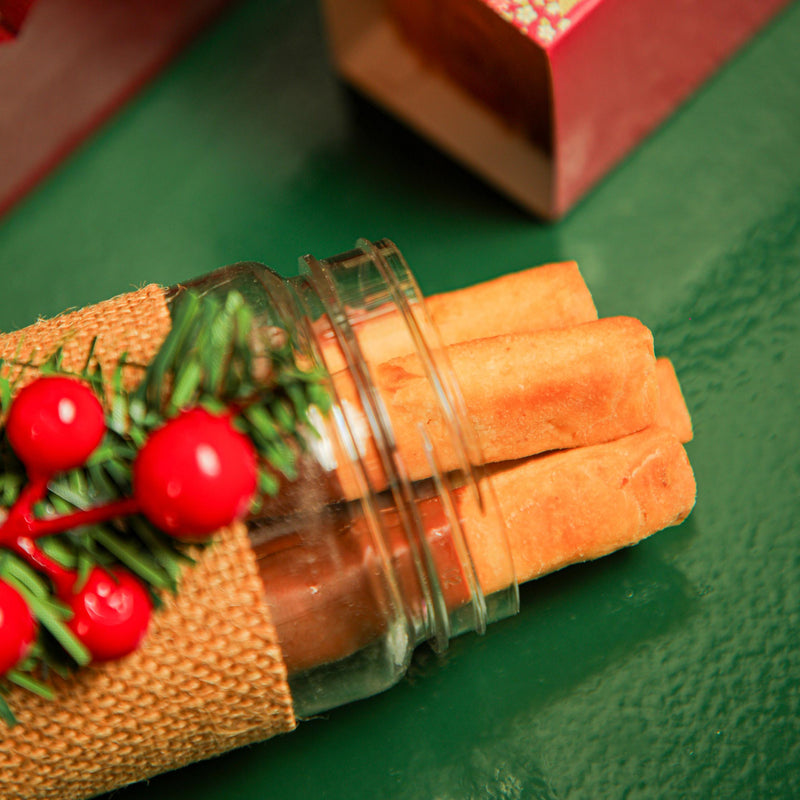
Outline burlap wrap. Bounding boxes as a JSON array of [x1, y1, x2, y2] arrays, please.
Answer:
[[0, 284, 172, 391], [0, 286, 296, 800]]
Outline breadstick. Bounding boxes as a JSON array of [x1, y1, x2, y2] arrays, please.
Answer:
[[329, 316, 658, 497], [317, 261, 597, 373], [461, 354, 694, 593], [459, 426, 696, 593], [426, 261, 598, 344], [655, 357, 693, 443], [255, 424, 695, 672]]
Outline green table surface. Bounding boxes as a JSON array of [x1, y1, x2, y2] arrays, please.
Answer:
[[1, 1, 799, 798]]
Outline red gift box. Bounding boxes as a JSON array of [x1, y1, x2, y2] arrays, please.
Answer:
[[322, 0, 792, 218], [0, 0, 237, 216]]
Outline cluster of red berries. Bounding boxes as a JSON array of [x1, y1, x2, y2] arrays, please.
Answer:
[[0, 376, 258, 678]]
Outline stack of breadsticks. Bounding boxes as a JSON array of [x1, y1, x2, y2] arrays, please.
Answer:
[[319, 261, 696, 595]]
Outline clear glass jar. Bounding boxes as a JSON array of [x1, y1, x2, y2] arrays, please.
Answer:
[[172, 238, 518, 718]]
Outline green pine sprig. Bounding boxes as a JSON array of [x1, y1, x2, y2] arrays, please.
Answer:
[[0, 287, 331, 724]]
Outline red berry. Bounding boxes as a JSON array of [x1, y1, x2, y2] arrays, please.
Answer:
[[0, 580, 37, 675], [67, 567, 152, 663], [133, 408, 258, 540], [6, 376, 106, 477]]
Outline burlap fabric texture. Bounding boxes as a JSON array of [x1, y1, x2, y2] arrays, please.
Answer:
[[0, 286, 296, 800]]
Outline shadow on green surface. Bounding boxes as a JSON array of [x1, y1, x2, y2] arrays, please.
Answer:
[[102, 518, 698, 800]]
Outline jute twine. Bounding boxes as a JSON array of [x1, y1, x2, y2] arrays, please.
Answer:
[[0, 286, 296, 800]]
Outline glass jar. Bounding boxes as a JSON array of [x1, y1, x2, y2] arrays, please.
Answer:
[[172, 238, 519, 717]]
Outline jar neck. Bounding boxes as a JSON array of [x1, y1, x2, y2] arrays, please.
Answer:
[[286, 239, 518, 652]]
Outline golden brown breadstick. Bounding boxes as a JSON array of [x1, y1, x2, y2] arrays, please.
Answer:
[[655, 358, 693, 443], [256, 423, 696, 671], [318, 262, 597, 373], [426, 261, 597, 344], [330, 316, 658, 496], [460, 426, 696, 593]]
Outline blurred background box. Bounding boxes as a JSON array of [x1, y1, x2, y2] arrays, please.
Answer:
[[0, 0, 236, 216], [322, 0, 792, 219], [0, 0, 40, 42]]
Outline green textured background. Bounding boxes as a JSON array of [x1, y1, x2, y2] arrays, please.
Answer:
[[1, 1, 799, 797]]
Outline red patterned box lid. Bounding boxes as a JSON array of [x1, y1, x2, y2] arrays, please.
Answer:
[[483, 0, 598, 47]]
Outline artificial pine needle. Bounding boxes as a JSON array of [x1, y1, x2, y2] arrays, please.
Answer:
[[0, 286, 331, 718]]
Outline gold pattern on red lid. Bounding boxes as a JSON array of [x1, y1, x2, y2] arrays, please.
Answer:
[[483, 0, 586, 46]]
